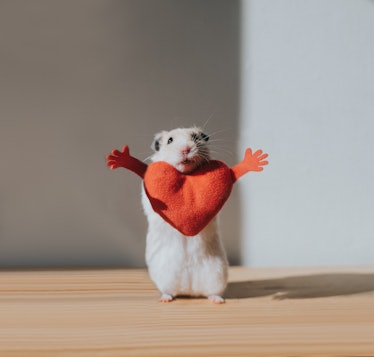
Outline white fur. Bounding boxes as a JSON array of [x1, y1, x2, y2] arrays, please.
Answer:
[[151, 127, 210, 174], [142, 127, 228, 302]]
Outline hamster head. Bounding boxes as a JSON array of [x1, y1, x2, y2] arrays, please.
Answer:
[[150, 127, 210, 174]]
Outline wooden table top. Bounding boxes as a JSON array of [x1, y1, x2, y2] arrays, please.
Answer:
[[1, 266, 373, 356]]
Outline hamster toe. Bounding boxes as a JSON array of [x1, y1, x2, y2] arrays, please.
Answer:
[[208, 295, 225, 304], [159, 293, 174, 303]]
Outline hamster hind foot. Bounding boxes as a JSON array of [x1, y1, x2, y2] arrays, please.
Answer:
[[159, 293, 174, 303], [208, 295, 225, 304], [159, 294, 225, 304]]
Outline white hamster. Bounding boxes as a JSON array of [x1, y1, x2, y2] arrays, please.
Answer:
[[141, 127, 228, 303]]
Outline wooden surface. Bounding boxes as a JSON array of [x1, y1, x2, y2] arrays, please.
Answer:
[[0, 266, 374, 356]]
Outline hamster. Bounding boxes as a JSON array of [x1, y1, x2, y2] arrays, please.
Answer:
[[141, 127, 228, 303]]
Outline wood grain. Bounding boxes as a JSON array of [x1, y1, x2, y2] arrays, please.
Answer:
[[0, 266, 373, 356]]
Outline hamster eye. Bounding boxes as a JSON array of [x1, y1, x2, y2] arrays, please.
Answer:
[[167, 137, 173, 144]]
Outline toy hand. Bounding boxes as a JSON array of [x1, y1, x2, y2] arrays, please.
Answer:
[[106, 145, 131, 170], [106, 145, 147, 178], [231, 148, 269, 182], [243, 148, 269, 172]]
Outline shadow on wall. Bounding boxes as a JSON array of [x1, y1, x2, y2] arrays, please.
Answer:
[[0, 0, 241, 267], [225, 273, 374, 299]]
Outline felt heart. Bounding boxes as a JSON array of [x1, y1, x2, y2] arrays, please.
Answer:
[[144, 160, 234, 236]]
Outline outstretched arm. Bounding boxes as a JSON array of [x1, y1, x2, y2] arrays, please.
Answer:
[[231, 148, 268, 182], [106, 145, 147, 179]]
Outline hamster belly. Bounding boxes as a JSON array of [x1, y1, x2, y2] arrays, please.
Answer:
[[142, 189, 228, 297]]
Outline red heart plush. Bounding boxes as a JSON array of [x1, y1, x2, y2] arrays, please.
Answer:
[[144, 160, 234, 236], [106, 146, 268, 236]]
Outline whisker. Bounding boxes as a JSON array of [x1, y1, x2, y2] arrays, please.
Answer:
[[137, 150, 154, 162], [202, 111, 216, 130], [206, 128, 233, 138], [208, 149, 236, 161], [142, 155, 153, 163]]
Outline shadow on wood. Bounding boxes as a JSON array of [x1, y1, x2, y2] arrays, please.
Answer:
[[225, 273, 374, 300]]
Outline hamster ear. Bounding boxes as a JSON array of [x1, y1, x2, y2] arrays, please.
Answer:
[[151, 132, 164, 152], [200, 132, 209, 142]]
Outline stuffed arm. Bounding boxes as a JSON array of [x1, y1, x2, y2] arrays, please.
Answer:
[[231, 148, 269, 182], [106, 145, 147, 179]]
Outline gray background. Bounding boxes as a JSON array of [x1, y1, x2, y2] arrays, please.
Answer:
[[0, 0, 241, 267], [1, 0, 373, 268]]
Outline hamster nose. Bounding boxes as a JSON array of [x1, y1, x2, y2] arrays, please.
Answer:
[[181, 146, 191, 155]]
